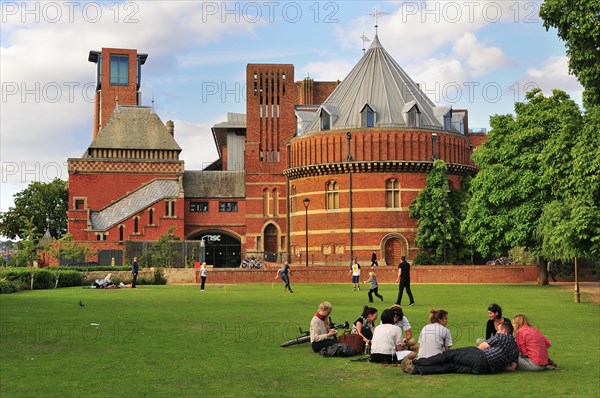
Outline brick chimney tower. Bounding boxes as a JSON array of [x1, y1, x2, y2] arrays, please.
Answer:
[[88, 48, 148, 139]]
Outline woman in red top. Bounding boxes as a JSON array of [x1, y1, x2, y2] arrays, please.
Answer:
[[512, 314, 552, 371]]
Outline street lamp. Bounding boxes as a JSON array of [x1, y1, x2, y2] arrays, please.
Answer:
[[303, 198, 310, 267], [441, 197, 447, 265], [200, 236, 209, 263]]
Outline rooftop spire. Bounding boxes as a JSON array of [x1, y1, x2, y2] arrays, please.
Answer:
[[369, 5, 389, 34]]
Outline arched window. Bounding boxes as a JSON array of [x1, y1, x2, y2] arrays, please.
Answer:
[[386, 179, 400, 208], [326, 181, 339, 210], [148, 208, 154, 225], [134, 217, 139, 234], [119, 225, 124, 241]]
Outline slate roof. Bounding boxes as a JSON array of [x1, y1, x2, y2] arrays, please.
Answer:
[[87, 106, 181, 152], [306, 34, 450, 133], [90, 179, 180, 231]]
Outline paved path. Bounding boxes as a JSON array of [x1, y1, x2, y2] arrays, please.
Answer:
[[554, 281, 599, 305]]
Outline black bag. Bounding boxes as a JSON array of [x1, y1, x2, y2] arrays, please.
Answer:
[[319, 343, 356, 357]]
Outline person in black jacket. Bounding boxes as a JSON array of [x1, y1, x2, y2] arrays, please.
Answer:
[[395, 256, 415, 306], [131, 257, 139, 288]]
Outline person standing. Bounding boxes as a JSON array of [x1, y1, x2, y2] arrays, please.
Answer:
[[395, 256, 415, 306], [275, 261, 293, 293], [370, 251, 378, 267], [131, 257, 139, 288], [348, 258, 361, 290], [200, 262, 208, 291]]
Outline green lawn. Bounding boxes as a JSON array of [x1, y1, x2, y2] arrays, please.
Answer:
[[1, 283, 598, 397]]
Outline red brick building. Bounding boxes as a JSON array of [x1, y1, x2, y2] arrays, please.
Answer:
[[67, 36, 486, 267]]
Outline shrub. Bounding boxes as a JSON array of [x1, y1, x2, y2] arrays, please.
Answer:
[[152, 268, 168, 285], [412, 251, 434, 265], [0, 278, 19, 294], [33, 269, 54, 289], [56, 270, 84, 287]]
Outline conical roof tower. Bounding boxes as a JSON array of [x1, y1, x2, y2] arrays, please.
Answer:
[[306, 34, 451, 133]]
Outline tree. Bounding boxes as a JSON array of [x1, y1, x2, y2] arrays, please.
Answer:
[[149, 227, 180, 267], [409, 160, 468, 264], [0, 179, 68, 240], [540, 0, 600, 108], [536, 106, 600, 260], [461, 89, 585, 282]]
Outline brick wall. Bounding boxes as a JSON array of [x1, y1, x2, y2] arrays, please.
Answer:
[[195, 265, 539, 284]]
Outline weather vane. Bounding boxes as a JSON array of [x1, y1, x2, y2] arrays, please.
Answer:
[[369, 4, 389, 34], [360, 32, 370, 54]]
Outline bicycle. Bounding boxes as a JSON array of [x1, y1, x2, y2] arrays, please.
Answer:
[[280, 321, 350, 347], [240, 257, 264, 270]]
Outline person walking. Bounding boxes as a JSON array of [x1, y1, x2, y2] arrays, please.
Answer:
[[370, 251, 378, 267], [276, 261, 293, 293], [200, 262, 208, 291], [395, 256, 414, 306], [131, 257, 139, 288]]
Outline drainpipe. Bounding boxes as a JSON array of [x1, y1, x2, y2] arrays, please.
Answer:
[[346, 132, 353, 263], [286, 143, 291, 263]]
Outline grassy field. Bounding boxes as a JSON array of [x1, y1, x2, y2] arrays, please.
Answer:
[[1, 282, 598, 397]]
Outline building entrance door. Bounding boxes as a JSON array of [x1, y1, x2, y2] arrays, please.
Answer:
[[264, 224, 278, 262], [384, 238, 403, 267]]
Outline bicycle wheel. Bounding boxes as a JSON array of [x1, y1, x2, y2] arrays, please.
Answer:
[[280, 335, 310, 347]]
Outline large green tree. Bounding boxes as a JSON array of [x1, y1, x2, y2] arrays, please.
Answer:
[[0, 179, 68, 240], [409, 160, 468, 264], [540, 0, 600, 108], [461, 89, 583, 259]]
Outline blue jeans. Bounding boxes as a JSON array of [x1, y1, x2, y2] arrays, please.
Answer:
[[414, 347, 491, 375]]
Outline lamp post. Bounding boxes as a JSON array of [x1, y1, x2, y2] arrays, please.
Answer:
[[303, 198, 310, 267], [441, 197, 447, 265], [200, 236, 209, 263]]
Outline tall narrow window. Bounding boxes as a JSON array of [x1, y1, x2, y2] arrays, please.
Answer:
[[165, 200, 175, 217], [273, 188, 279, 217], [119, 225, 124, 241], [263, 188, 269, 217], [134, 217, 139, 234], [326, 181, 340, 210], [290, 185, 297, 213], [148, 208, 154, 225], [386, 179, 400, 208], [110, 54, 129, 86]]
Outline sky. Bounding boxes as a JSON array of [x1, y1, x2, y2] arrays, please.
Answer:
[[0, 0, 584, 214]]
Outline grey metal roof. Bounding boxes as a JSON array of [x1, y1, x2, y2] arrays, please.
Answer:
[[90, 179, 180, 231], [88, 106, 181, 151], [183, 171, 245, 198], [213, 113, 246, 128], [306, 34, 447, 132]]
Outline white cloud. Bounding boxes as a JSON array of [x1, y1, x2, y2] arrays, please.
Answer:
[[520, 56, 584, 103], [0, 2, 256, 211], [299, 60, 354, 81], [453, 33, 511, 76]]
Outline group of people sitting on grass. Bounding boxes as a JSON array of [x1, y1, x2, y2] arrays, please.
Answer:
[[310, 301, 555, 375], [91, 273, 130, 289]]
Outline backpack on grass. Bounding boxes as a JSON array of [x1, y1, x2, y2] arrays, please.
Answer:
[[319, 343, 356, 357]]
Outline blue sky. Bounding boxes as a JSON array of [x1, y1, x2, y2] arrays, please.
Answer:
[[0, 1, 583, 215]]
